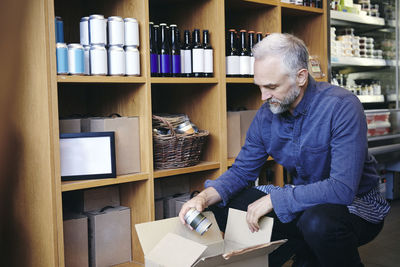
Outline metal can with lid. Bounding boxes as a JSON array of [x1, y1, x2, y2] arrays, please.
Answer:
[[124, 18, 139, 47], [83, 45, 90, 75], [184, 208, 212, 235], [108, 16, 125, 46], [56, 43, 68, 74], [108, 45, 125, 76], [125, 46, 140, 76], [67, 43, 84, 75], [55, 16, 64, 43], [89, 14, 107, 45], [80, 16, 89, 46], [175, 121, 195, 134], [90, 44, 107, 75]]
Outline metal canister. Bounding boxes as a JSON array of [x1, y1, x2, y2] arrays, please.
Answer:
[[67, 43, 84, 75], [55, 16, 64, 43], [108, 16, 125, 46], [90, 44, 107, 75], [108, 45, 125, 76], [83, 45, 90, 75], [175, 121, 195, 134], [125, 46, 140, 76], [124, 18, 139, 47], [56, 43, 68, 74], [89, 14, 107, 45], [80, 16, 89, 46], [184, 208, 212, 235]]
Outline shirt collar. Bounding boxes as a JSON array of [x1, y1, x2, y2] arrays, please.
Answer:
[[291, 75, 317, 117]]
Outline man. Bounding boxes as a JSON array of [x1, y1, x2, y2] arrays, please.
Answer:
[[179, 33, 390, 266]]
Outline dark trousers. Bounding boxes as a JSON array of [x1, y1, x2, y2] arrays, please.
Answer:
[[209, 188, 384, 267]]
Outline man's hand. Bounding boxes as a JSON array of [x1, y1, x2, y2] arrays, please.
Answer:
[[246, 194, 273, 233]]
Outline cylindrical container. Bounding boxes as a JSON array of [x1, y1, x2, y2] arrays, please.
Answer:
[[108, 16, 125, 46], [184, 208, 212, 235], [90, 44, 107, 75], [175, 121, 195, 134], [83, 45, 90, 75], [56, 43, 68, 74], [125, 46, 140, 76], [67, 43, 84, 75], [89, 14, 107, 45], [55, 16, 64, 43], [124, 18, 139, 47], [108, 45, 126, 76], [80, 16, 89, 46]]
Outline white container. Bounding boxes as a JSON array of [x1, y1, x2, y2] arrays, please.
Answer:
[[83, 45, 90, 75], [108, 16, 125, 46], [108, 45, 126, 76], [89, 14, 107, 45], [80, 16, 89, 46], [68, 43, 84, 75], [90, 44, 107, 75], [124, 18, 139, 47], [125, 46, 140, 76]]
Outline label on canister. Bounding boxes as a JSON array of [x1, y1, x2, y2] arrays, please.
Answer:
[[89, 14, 107, 45], [90, 44, 107, 75], [56, 43, 68, 74], [83, 45, 90, 75], [108, 16, 125, 46], [125, 46, 140, 76], [108, 45, 126, 76], [80, 17, 89, 46], [68, 43, 84, 75], [124, 18, 139, 47]]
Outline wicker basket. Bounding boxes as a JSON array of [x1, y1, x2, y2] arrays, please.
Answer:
[[152, 115, 209, 170]]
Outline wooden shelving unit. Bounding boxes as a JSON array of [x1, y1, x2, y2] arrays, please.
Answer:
[[17, 0, 328, 266]]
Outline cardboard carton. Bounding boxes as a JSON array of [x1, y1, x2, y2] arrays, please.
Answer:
[[136, 208, 286, 267], [83, 186, 120, 212], [59, 118, 82, 133], [63, 213, 89, 267], [227, 110, 258, 158]]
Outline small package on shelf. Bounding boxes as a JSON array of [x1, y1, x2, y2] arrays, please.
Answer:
[[63, 213, 89, 267], [308, 55, 325, 79], [83, 186, 120, 212]]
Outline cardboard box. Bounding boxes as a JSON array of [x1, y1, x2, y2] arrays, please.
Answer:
[[164, 193, 191, 218], [154, 176, 190, 199], [87, 206, 132, 267], [88, 117, 141, 175], [59, 118, 82, 133], [155, 199, 164, 220], [227, 110, 258, 158], [63, 213, 89, 267], [136, 208, 286, 267], [83, 186, 120, 212]]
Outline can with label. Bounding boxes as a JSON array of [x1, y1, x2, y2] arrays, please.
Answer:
[[83, 45, 90, 75], [108, 45, 125, 76], [124, 18, 139, 47], [90, 44, 107, 75], [89, 14, 107, 45], [108, 16, 125, 46], [80, 16, 89, 46], [67, 44, 84, 75], [56, 43, 68, 74], [184, 208, 212, 235], [55, 16, 64, 43], [125, 46, 140, 76]]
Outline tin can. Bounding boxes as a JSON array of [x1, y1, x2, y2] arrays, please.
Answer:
[[89, 14, 107, 45], [90, 44, 107, 75], [67, 44, 84, 75], [125, 46, 140, 76], [83, 45, 90, 75], [80, 16, 89, 46], [175, 121, 195, 134], [184, 208, 212, 235], [108, 16, 125, 46], [108, 45, 125, 76], [55, 16, 64, 43], [56, 43, 68, 74], [124, 18, 139, 47]]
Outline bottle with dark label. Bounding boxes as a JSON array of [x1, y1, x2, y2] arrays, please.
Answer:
[[248, 31, 255, 77], [192, 29, 204, 77], [203, 30, 213, 77], [256, 32, 263, 44], [170, 24, 181, 77], [149, 22, 159, 77], [239, 30, 250, 77], [226, 29, 239, 77], [315, 0, 322, 8], [181, 30, 192, 77], [159, 23, 171, 77]]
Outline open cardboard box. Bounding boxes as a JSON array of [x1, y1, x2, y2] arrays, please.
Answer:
[[135, 208, 286, 267]]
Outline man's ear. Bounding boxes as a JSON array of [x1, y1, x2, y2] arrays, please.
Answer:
[[296, 69, 308, 87]]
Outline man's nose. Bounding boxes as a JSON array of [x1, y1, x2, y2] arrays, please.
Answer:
[[261, 90, 272, 101]]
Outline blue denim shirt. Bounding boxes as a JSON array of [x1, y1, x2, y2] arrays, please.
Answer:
[[205, 77, 381, 223]]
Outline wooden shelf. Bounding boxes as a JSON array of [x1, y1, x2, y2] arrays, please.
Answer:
[[113, 261, 144, 267], [315, 77, 328, 82], [226, 77, 255, 84], [154, 161, 220, 178], [280, 3, 324, 14], [57, 75, 146, 83], [61, 172, 149, 192], [230, 0, 278, 7], [227, 156, 273, 167], [151, 77, 218, 84]]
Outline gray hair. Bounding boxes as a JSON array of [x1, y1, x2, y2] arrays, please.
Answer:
[[252, 33, 309, 78]]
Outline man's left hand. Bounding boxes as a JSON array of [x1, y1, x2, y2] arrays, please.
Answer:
[[246, 194, 273, 233]]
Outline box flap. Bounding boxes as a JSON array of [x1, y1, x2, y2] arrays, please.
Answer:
[[225, 208, 273, 246], [147, 233, 207, 267]]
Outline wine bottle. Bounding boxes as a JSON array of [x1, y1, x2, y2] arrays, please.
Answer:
[[239, 30, 250, 77], [226, 29, 239, 77], [203, 30, 213, 77], [192, 29, 204, 77]]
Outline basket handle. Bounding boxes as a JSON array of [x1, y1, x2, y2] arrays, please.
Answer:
[[152, 115, 176, 136]]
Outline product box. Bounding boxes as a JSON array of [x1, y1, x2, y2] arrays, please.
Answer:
[[135, 208, 286, 267], [83, 186, 120, 212], [59, 118, 82, 133], [227, 110, 258, 158], [155, 199, 164, 220], [87, 206, 132, 267], [63, 213, 89, 267], [154, 176, 190, 199], [164, 193, 191, 218], [88, 116, 141, 175]]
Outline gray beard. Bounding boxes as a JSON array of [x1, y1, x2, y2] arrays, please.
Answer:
[[268, 85, 301, 114]]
